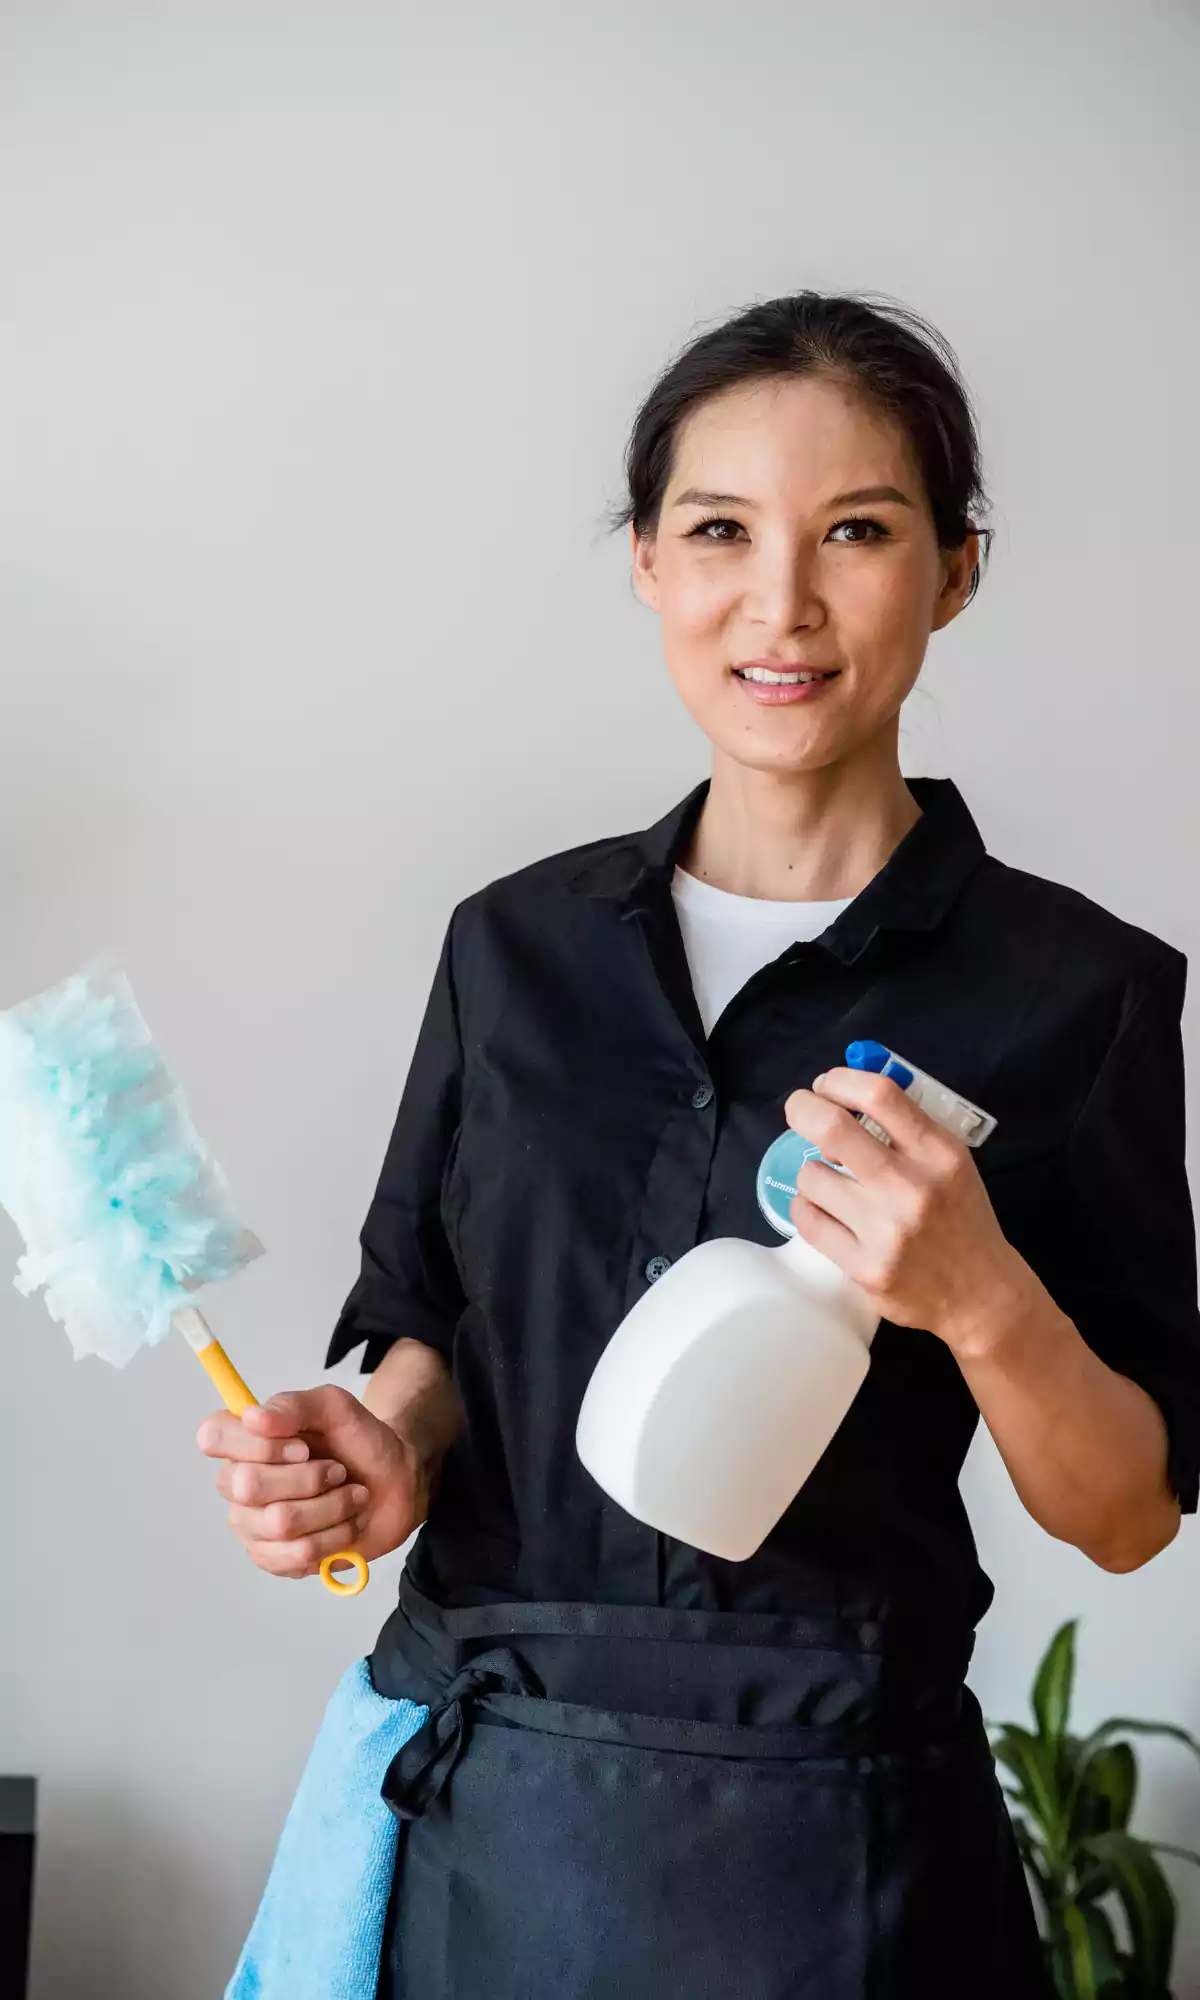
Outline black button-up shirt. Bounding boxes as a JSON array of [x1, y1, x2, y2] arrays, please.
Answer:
[[327, 777, 1200, 1634]]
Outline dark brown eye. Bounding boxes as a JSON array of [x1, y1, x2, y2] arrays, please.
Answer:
[[685, 515, 743, 542], [829, 517, 888, 544]]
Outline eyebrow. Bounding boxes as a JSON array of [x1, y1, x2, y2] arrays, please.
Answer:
[[670, 484, 916, 512]]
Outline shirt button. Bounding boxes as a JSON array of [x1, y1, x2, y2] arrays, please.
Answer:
[[645, 1255, 672, 1283], [691, 1083, 714, 1110]]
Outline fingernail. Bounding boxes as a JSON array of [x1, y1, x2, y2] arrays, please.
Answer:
[[325, 1463, 347, 1486], [812, 1073, 828, 1090], [350, 1485, 370, 1508], [282, 1442, 309, 1462]]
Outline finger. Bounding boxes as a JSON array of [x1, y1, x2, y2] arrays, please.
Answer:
[[247, 1516, 368, 1578], [783, 1086, 898, 1182], [794, 1153, 871, 1232], [813, 1067, 948, 1154], [229, 1484, 370, 1544], [197, 1410, 310, 1465], [791, 1187, 860, 1268], [239, 1400, 308, 1440], [216, 1458, 348, 1507], [785, 1077, 937, 1175], [245, 1386, 358, 1440]]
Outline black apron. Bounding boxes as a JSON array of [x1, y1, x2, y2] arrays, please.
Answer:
[[371, 1573, 1049, 1999]]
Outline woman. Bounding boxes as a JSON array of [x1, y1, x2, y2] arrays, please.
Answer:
[[203, 292, 1200, 1998]]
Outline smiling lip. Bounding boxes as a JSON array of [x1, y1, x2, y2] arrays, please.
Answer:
[[732, 660, 840, 707]]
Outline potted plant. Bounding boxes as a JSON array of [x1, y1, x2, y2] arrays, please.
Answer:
[[989, 1620, 1200, 1997]]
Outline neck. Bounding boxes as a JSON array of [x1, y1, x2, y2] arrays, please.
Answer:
[[680, 738, 922, 902]]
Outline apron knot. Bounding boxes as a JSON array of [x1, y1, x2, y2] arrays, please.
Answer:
[[382, 1646, 543, 1821]]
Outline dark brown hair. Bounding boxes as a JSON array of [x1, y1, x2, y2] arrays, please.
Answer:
[[605, 291, 992, 604]]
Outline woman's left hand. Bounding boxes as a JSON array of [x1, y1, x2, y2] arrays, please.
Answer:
[[784, 1067, 1035, 1356]]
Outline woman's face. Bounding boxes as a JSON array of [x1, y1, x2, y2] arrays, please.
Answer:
[[631, 371, 977, 776]]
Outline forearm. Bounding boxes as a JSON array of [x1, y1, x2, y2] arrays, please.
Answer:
[[362, 1336, 464, 1478], [949, 1259, 1181, 1571]]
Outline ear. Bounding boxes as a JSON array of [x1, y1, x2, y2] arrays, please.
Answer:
[[930, 529, 979, 632], [630, 520, 660, 611]]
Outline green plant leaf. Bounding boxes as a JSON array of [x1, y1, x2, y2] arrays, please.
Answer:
[[1076, 1717, 1200, 1768], [1012, 1815, 1054, 1924], [1072, 1741, 1137, 1839], [1080, 1831, 1176, 1993], [992, 1724, 1068, 1861], [1045, 1927, 1072, 2000], [1046, 1918, 1076, 2000], [1034, 1621, 1078, 1748], [1150, 1841, 1200, 1867], [1058, 1731, 1091, 1814], [1062, 1900, 1124, 1998], [1072, 1852, 1112, 1908], [1046, 1907, 1126, 2000], [1061, 1731, 1086, 1775]]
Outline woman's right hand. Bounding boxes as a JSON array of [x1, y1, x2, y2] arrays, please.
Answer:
[[197, 1385, 430, 1580]]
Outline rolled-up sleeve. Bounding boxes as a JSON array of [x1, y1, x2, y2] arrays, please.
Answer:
[[1052, 949, 1200, 1512], [325, 911, 467, 1372]]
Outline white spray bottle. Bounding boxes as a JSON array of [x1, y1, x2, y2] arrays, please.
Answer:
[[576, 1041, 996, 1561]]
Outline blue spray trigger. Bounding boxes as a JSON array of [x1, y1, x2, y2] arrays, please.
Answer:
[[846, 1039, 888, 1073], [846, 1040, 913, 1091]]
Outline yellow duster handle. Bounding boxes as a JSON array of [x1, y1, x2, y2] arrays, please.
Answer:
[[193, 1336, 257, 1416], [173, 1306, 369, 1598]]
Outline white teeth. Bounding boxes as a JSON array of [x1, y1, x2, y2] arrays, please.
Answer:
[[740, 667, 824, 684]]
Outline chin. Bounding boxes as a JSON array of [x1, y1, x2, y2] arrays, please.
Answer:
[[724, 741, 844, 777], [678, 677, 903, 779], [693, 708, 849, 778]]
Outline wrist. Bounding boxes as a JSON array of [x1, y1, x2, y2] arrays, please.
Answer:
[[362, 1339, 461, 1469], [394, 1428, 441, 1520], [396, 1421, 446, 1496], [938, 1251, 1061, 1366], [368, 1397, 442, 1477], [364, 1387, 459, 1495]]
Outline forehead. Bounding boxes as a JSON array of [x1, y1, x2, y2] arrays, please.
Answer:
[[667, 372, 922, 505]]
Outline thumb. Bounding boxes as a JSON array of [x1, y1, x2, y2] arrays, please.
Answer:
[[240, 1393, 313, 1438], [243, 1387, 349, 1438]]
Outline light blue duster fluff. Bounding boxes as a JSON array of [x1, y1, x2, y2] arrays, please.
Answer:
[[0, 956, 420, 1995]]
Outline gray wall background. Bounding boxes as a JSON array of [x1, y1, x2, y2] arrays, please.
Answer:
[[2, 3, 1198, 1994]]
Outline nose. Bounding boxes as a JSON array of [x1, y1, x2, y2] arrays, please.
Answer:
[[743, 536, 826, 633]]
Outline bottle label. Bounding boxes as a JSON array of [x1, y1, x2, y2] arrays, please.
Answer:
[[756, 1130, 834, 1239]]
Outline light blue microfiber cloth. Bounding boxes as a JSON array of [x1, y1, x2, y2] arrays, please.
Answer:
[[226, 1658, 428, 2000]]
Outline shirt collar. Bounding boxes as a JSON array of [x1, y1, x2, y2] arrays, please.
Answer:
[[565, 776, 988, 965]]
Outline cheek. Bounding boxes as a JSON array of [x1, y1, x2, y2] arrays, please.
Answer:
[[838, 560, 935, 673], [662, 642, 724, 728], [661, 561, 731, 640], [657, 565, 734, 706], [846, 559, 919, 627]]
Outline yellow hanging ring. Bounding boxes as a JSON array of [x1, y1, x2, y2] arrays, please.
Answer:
[[319, 1550, 370, 1597]]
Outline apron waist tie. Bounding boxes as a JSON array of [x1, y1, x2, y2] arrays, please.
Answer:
[[382, 1646, 544, 1821]]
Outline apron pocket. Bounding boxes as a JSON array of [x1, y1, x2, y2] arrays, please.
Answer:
[[382, 1690, 1047, 2000], [391, 1714, 873, 2000]]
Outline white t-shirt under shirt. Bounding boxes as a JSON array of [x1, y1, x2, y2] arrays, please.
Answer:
[[671, 867, 854, 1037]]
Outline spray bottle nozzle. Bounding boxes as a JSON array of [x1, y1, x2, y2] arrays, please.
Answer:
[[756, 1042, 998, 1236], [843, 1041, 996, 1149], [846, 1040, 914, 1092]]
